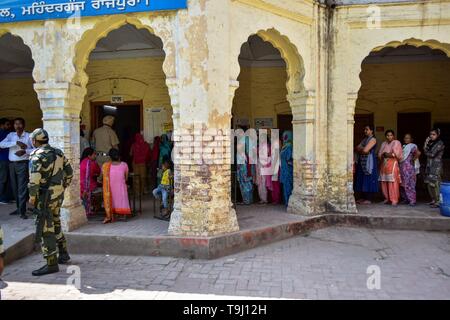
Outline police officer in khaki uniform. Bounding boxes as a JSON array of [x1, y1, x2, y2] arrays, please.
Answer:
[[92, 115, 120, 168], [28, 128, 73, 276]]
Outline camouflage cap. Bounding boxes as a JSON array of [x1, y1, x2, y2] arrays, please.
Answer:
[[31, 128, 49, 141]]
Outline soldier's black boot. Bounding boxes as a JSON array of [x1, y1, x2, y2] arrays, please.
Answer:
[[58, 251, 71, 264], [32, 255, 59, 276]]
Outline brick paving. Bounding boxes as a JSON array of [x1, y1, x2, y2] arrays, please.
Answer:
[[1, 227, 449, 300]]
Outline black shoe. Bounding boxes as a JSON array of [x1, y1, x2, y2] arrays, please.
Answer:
[[32, 264, 59, 276], [20, 214, 28, 219], [0, 278, 7, 289], [9, 210, 19, 215], [58, 252, 71, 264]]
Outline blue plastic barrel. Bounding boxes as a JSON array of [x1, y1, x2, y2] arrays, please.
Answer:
[[439, 182, 450, 217]]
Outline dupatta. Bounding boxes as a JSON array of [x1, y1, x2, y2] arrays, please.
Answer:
[[102, 162, 113, 221]]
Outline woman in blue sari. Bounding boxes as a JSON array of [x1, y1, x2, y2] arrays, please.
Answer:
[[236, 137, 254, 204], [280, 131, 294, 206], [158, 134, 172, 167], [354, 125, 379, 204]]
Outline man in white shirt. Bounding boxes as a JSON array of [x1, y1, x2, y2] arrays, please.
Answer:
[[0, 118, 34, 219]]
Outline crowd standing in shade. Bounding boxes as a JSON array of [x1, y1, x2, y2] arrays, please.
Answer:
[[78, 115, 174, 222], [354, 126, 446, 209], [235, 130, 293, 207]]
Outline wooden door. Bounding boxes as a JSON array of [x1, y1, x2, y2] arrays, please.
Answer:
[[397, 112, 431, 200], [397, 112, 431, 150], [354, 114, 374, 147], [277, 114, 293, 138]]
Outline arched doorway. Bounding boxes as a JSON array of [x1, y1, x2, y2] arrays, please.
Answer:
[[79, 22, 173, 224], [231, 34, 294, 214], [0, 32, 40, 214], [0, 33, 41, 130], [354, 42, 450, 209]]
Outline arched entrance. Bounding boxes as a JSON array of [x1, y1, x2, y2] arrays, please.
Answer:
[[0, 33, 41, 130], [232, 29, 325, 214], [0, 31, 40, 215], [76, 21, 174, 226], [231, 34, 292, 212], [353, 40, 450, 210]]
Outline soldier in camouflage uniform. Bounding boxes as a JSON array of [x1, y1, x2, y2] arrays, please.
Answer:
[[28, 128, 73, 276]]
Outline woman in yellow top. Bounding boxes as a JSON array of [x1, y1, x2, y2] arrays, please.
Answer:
[[152, 160, 173, 217]]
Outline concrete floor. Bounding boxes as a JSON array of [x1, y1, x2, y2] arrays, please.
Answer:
[[0, 197, 446, 253]]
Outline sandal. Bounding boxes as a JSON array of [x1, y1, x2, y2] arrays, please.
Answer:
[[102, 218, 112, 224], [430, 204, 440, 208]]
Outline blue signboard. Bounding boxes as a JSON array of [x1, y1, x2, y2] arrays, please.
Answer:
[[0, 0, 187, 23]]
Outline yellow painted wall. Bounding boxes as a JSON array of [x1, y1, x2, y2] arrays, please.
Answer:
[[356, 59, 450, 142], [232, 66, 290, 128], [81, 56, 172, 139], [0, 78, 42, 131]]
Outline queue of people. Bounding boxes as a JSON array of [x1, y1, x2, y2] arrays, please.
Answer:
[[235, 130, 294, 207], [80, 115, 174, 223], [355, 126, 445, 208]]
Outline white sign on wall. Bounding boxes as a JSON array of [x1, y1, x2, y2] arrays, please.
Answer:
[[144, 107, 167, 142], [110, 95, 124, 104], [255, 118, 273, 129]]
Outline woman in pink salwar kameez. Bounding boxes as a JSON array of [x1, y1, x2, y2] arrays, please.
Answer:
[[265, 138, 281, 204], [378, 130, 403, 206], [102, 148, 131, 223]]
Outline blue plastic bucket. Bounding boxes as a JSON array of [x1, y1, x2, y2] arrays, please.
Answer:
[[439, 182, 450, 217]]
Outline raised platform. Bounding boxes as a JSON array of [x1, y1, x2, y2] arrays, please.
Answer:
[[1, 201, 449, 263], [66, 202, 450, 259]]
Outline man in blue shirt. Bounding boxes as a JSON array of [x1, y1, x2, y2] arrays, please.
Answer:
[[0, 118, 12, 204]]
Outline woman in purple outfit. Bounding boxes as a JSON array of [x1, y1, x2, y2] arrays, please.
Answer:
[[399, 134, 421, 206]]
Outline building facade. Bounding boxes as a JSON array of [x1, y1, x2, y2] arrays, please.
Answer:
[[1, 0, 449, 236]]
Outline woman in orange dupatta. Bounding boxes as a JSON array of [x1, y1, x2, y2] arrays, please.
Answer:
[[378, 130, 403, 206], [102, 148, 131, 223]]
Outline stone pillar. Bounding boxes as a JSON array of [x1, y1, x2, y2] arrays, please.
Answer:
[[287, 91, 326, 215], [346, 93, 358, 212], [168, 124, 239, 236], [34, 82, 88, 231]]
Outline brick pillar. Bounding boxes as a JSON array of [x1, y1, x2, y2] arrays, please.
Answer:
[[168, 124, 239, 236], [34, 82, 88, 231], [287, 91, 326, 215]]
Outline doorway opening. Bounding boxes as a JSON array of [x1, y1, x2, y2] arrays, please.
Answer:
[[231, 34, 293, 214], [91, 101, 143, 167], [354, 43, 450, 211], [79, 23, 174, 226]]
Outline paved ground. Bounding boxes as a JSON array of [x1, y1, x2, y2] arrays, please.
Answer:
[[356, 202, 443, 218], [1, 227, 449, 300], [0, 203, 34, 249]]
